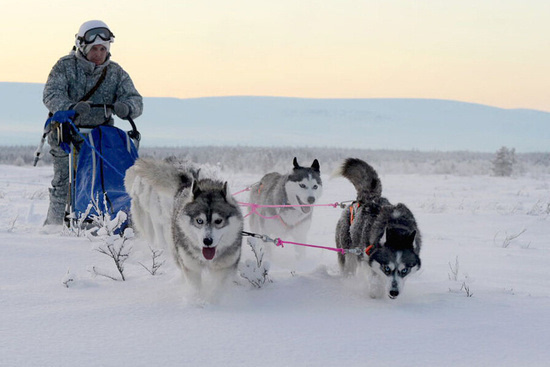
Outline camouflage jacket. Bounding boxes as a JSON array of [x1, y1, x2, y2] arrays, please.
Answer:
[[43, 49, 143, 127]]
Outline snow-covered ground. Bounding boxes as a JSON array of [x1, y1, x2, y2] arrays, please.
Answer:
[[1, 163, 549, 366]]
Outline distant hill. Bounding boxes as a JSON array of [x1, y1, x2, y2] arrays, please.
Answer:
[[1, 82, 548, 152]]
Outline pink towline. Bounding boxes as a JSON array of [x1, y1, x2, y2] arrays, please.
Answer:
[[238, 201, 341, 219], [275, 238, 347, 254]]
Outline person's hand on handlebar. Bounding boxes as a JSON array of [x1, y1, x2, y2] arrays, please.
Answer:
[[114, 102, 130, 118], [72, 101, 91, 116]]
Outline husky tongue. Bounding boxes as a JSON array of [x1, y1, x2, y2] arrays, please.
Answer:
[[297, 196, 312, 214], [202, 247, 216, 260]]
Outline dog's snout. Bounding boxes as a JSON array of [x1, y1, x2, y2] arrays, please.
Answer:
[[203, 237, 213, 246], [389, 280, 399, 299], [307, 196, 315, 204]]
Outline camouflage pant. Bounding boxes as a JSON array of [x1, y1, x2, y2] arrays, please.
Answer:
[[44, 126, 82, 225]]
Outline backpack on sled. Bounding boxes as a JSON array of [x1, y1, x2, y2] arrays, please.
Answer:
[[70, 124, 139, 231], [41, 107, 140, 232]]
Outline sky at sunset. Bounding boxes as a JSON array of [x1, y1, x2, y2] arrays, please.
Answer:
[[2, 0, 549, 112]]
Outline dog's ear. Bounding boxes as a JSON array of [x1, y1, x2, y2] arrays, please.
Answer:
[[194, 168, 201, 181], [178, 172, 193, 190], [192, 180, 201, 198], [378, 229, 387, 246], [408, 230, 417, 246], [385, 228, 400, 246], [311, 159, 320, 172], [221, 181, 229, 201], [293, 157, 300, 169], [385, 228, 417, 249]]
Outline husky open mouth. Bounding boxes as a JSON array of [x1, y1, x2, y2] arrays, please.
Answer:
[[202, 247, 216, 260], [296, 196, 312, 214]]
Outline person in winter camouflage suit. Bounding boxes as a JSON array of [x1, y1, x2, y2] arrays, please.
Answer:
[[43, 20, 143, 225]]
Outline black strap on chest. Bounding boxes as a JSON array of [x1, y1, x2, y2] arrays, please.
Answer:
[[80, 66, 109, 102], [47, 65, 109, 118]]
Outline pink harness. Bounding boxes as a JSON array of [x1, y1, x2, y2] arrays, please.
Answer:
[[235, 186, 363, 256]]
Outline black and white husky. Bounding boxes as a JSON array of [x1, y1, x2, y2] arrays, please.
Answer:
[[248, 157, 323, 246], [125, 158, 243, 294], [335, 158, 421, 299]]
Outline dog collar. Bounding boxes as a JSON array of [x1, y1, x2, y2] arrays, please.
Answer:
[[365, 244, 374, 256]]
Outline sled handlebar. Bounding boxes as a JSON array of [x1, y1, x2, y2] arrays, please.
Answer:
[[89, 103, 140, 142], [33, 104, 141, 167]]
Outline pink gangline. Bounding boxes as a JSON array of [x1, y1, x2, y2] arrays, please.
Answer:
[[277, 239, 345, 254], [231, 187, 251, 196]]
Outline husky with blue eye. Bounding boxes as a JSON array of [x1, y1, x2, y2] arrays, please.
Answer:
[[125, 158, 243, 294], [335, 158, 422, 299], [248, 157, 323, 246]]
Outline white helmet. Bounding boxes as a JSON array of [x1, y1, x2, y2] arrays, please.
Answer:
[[75, 20, 115, 56]]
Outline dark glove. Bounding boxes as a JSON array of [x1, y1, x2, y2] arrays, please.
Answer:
[[73, 101, 91, 116], [114, 102, 130, 118]]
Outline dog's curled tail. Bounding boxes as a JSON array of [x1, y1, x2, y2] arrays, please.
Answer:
[[338, 158, 382, 203]]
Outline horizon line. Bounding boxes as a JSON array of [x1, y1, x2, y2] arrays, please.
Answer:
[[1, 81, 549, 113]]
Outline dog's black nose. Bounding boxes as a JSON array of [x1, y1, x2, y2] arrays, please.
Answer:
[[389, 290, 399, 299], [307, 196, 315, 204], [203, 237, 213, 246]]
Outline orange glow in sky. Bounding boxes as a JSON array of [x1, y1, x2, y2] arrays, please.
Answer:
[[1, 0, 549, 112]]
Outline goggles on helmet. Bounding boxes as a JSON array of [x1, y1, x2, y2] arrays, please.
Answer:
[[78, 27, 114, 44]]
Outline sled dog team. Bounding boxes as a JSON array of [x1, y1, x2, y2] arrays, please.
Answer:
[[125, 157, 422, 300]]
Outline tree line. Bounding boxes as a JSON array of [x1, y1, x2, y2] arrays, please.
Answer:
[[1, 145, 548, 176]]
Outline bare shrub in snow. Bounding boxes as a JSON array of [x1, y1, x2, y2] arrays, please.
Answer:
[[461, 282, 474, 297], [7, 215, 18, 232], [27, 190, 48, 200], [527, 200, 550, 216], [448, 256, 460, 281], [71, 195, 135, 281], [448, 256, 473, 297], [91, 226, 133, 281], [240, 237, 272, 288], [62, 269, 75, 288], [494, 228, 528, 248], [139, 246, 166, 276]]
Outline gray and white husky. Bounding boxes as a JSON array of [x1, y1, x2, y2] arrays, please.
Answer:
[[335, 158, 421, 299], [248, 157, 323, 245], [125, 158, 243, 293]]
